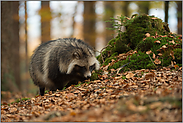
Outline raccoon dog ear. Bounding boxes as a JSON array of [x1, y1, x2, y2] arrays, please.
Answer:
[[73, 52, 80, 59]]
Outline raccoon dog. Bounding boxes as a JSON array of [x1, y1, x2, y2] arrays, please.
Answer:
[[29, 38, 100, 96]]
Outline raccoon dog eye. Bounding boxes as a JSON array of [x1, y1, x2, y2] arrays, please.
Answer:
[[75, 65, 86, 71], [89, 64, 96, 71]]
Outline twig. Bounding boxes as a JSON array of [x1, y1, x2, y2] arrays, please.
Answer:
[[99, 44, 112, 63], [147, 54, 157, 68]]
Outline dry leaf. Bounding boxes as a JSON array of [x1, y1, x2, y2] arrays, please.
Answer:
[[153, 53, 156, 59], [154, 58, 161, 64], [158, 53, 162, 56], [9, 107, 18, 113], [133, 51, 137, 54], [170, 51, 175, 59], [161, 45, 167, 49], [137, 106, 147, 112], [144, 72, 155, 80], [127, 103, 137, 111], [149, 102, 162, 109], [126, 72, 134, 79], [174, 65, 179, 69], [66, 93, 75, 98], [154, 40, 161, 43], [70, 111, 76, 116], [146, 50, 152, 55], [145, 33, 150, 37], [169, 40, 175, 44]]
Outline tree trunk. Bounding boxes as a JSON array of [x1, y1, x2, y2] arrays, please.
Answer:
[[83, 1, 96, 48], [40, 1, 51, 43], [1, 1, 20, 92], [25, 1, 29, 92], [123, 1, 130, 17], [71, 2, 78, 37], [137, 1, 149, 15], [164, 1, 169, 23], [104, 1, 115, 43], [177, 1, 182, 35]]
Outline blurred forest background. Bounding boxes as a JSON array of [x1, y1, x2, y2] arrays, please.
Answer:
[[1, 1, 182, 96]]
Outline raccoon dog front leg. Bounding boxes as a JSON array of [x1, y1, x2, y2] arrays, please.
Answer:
[[39, 87, 45, 96]]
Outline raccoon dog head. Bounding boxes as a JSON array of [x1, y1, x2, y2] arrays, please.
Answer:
[[67, 48, 100, 80]]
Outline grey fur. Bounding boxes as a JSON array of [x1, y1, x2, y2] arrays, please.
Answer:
[[29, 38, 100, 96]]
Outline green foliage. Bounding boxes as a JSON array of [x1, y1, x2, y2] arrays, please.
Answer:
[[62, 87, 66, 90], [122, 76, 126, 79], [45, 90, 49, 93], [94, 14, 182, 81], [75, 83, 82, 87], [10, 98, 30, 104], [91, 69, 103, 81], [98, 14, 172, 65], [136, 37, 159, 52], [173, 48, 182, 65]]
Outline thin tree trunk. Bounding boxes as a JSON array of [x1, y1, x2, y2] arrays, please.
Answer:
[[83, 1, 96, 48], [177, 1, 182, 34], [1, 1, 20, 92], [104, 1, 115, 43], [124, 1, 130, 17], [137, 1, 149, 15], [25, 1, 29, 92], [164, 1, 169, 23], [41, 1, 51, 43], [71, 2, 78, 37]]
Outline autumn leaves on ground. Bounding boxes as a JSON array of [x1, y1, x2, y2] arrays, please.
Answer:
[[1, 14, 182, 122], [1, 57, 182, 122]]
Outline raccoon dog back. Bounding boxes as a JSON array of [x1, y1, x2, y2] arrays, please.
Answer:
[[29, 38, 100, 96]]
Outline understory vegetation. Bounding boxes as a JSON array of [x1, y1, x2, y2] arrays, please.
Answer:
[[92, 14, 182, 80]]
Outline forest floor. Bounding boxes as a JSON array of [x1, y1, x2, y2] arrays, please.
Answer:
[[1, 66, 182, 122]]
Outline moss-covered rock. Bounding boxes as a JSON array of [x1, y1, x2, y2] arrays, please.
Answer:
[[93, 14, 182, 81], [98, 14, 171, 65], [125, 14, 170, 50], [173, 48, 182, 65]]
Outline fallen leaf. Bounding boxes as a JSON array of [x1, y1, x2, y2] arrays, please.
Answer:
[[137, 106, 147, 112], [153, 53, 156, 59], [127, 103, 137, 111], [149, 102, 162, 109], [154, 58, 161, 64], [9, 107, 18, 113], [133, 51, 137, 54], [70, 111, 76, 116], [170, 51, 175, 59], [158, 53, 162, 56], [144, 72, 155, 80], [146, 50, 152, 55], [66, 93, 75, 98], [126, 72, 134, 79], [161, 45, 167, 49], [145, 33, 150, 37], [154, 40, 161, 43], [174, 65, 179, 69], [169, 40, 175, 44]]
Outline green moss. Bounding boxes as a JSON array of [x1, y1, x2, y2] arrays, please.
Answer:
[[125, 14, 170, 50], [91, 71, 99, 81], [10, 98, 30, 104], [174, 48, 182, 64], [95, 14, 182, 76]]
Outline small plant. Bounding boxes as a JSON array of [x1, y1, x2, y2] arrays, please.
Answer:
[[10, 98, 30, 104]]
